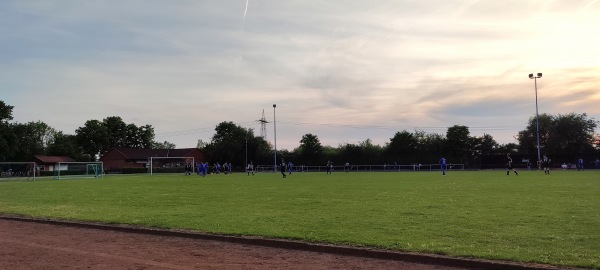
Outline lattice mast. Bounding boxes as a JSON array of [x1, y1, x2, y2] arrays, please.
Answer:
[[259, 109, 269, 139]]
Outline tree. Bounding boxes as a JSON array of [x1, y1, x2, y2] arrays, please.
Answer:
[[136, 124, 155, 148], [518, 113, 597, 156], [196, 139, 208, 149], [103, 116, 128, 148], [296, 133, 323, 165], [153, 141, 176, 149], [385, 130, 417, 163], [76, 119, 108, 158], [548, 113, 597, 154], [474, 133, 499, 155], [414, 130, 445, 163], [205, 121, 253, 166], [0, 101, 14, 161], [47, 132, 84, 160], [518, 113, 553, 155], [76, 117, 157, 158], [445, 125, 473, 164], [8, 121, 56, 161]]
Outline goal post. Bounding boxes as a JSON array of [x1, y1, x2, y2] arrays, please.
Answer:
[[0, 162, 36, 181], [54, 162, 103, 180], [148, 157, 195, 175]]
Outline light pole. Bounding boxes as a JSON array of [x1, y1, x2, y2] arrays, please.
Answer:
[[273, 104, 277, 173], [529, 73, 542, 169]]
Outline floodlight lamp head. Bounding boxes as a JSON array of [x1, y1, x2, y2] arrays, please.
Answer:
[[529, 73, 534, 78], [537, 73, 542, 78], [273, 104, 276, 108]]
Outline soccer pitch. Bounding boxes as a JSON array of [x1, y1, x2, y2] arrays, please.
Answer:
[[0, 170, 598, 269]]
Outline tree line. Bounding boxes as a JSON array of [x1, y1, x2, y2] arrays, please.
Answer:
[[204, 115, 599, 169], [0, 101, 175, 162], [1, 100, 598, 168]]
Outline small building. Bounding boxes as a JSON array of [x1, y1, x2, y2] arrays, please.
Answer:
[[101, 148, 205, 173], [33, 155, 76, 172]]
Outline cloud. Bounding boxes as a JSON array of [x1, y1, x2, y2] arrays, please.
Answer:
[[1, 1, 599, 150]]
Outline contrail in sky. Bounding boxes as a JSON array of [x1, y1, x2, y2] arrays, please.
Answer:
[[244, 0, 249, 20]]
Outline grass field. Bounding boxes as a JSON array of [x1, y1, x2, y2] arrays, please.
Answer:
[[1, 170, 599, 269]]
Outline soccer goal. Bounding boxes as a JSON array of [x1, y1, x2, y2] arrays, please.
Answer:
[[53, 162, 103, 180], [148, 157, 195, 175], [0, 162, 36, 181]]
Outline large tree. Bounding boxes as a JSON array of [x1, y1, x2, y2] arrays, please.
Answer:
[[76, 117, 159, 158], [0, 101, 14, 161], [518, 113, 597, 156], [517, 113, 553, 155], [445, 125, 473, 164], [103, 116, 128, 148], [385, 130, 418, 163], [76, 119, 108, 158], [46, 132, 84, 160], [414, 130, 445, 163], [204, 121, 260, 167], [8, 121, 57, 161], [295, 133, 323, 165]]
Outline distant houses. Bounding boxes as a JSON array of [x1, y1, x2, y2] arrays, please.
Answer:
[[33, 155, 76, 172]]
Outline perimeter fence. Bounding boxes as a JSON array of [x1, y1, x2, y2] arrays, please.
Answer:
[[255, 164, 464, 173]]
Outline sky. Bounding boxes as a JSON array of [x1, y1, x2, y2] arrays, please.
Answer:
[[2, 0, 600, 150]]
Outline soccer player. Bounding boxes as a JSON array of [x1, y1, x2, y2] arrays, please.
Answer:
[[344, 162, 350, 173], [577, 158, 584, 171], [185, 162, 192, 176], [280, 158, 287, 178], [542, 154, 551, 174], [439, 156, 447, 176], [287, 161, 293, 175], [506, 153, 518, 176], [247, 161, 254, 176], [326, 161, 333, 174]]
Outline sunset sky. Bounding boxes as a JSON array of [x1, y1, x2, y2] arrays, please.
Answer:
[[2, 1, 599, 150]]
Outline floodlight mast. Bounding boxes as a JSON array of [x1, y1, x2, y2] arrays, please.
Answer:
[[273, 104, 277, 173], [529, 72, 542, 169]]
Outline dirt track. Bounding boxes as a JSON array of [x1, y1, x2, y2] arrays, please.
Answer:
[[0, 217, 574, 270]]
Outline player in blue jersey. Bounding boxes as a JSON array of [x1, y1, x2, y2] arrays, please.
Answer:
[[577, 158, 584, 171], [439, 156, 447, 176], [287, 161, 293, 175]]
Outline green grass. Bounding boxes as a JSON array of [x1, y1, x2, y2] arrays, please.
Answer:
[[1, 170, 599, 269]]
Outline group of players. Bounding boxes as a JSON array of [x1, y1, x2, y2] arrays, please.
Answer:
[[184, 161, 233, 177], [188, 154, 591, 177], [439, 153, 586, 176]]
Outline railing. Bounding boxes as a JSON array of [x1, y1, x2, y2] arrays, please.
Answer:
[[255, 164, 465, 173]]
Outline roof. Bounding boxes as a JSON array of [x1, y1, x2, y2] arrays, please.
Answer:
[[108, 148, 200, 160], [34, 155, 76, 163]]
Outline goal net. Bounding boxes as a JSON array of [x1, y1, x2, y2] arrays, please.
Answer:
[[0, 162, 36, 181], [54, 162, 104, 180], [148, 157, 195, 175]]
